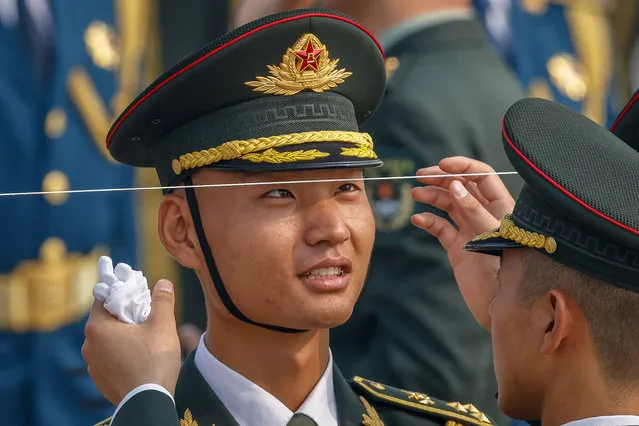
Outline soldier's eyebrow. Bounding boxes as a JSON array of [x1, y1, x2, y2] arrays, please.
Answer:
[[237, 172, 268, 182]]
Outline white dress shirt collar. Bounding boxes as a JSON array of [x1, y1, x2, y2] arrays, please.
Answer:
[[193, 333, 338, 426]]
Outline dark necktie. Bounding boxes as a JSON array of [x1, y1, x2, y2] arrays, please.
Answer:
[[287, 413, 318, 426]]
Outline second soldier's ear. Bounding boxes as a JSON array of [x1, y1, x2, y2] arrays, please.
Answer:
[[539, 289, 572, 356], [158, 192, 203, 270]]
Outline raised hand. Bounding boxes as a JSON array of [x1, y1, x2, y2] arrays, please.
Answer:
[[410, 157, 515, 329]]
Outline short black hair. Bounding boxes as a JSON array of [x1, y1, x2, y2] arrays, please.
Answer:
[[520, 250, 639, 387]]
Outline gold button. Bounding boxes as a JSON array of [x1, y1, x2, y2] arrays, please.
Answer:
[[45, 108, 67, 139], [42, 171, 70, 205], [172, 159, 182, 175], [39, 238, 67, 262], [544, 236, 557, 254], [385, 56, 400, 79]]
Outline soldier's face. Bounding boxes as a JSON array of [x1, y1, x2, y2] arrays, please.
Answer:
[[490, 249, 546, 420], [191, 167, 375, 330]]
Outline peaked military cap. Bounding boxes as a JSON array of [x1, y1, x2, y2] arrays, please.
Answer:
[[465, 97, 639, 291], [105, 9, 386, 190]]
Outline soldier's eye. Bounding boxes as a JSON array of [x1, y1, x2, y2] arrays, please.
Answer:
[[336, 183, 359, 193], [263, 189, 293, 198]]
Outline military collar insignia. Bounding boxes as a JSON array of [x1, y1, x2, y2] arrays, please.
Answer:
[[92, 416, 112, 426], [360, 396, 384, 425], [352, 376, 493, 426], [179, 409, 208, 426], [245, 33, 352, 96]]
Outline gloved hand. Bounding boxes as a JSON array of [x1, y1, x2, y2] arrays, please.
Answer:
[[93, 256, 151, 324]]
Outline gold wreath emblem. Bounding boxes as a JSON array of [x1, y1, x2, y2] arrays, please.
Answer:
[[245, 33, 352, 96]]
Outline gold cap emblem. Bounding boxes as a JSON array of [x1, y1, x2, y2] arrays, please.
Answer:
[[245, 33, 352, 96]]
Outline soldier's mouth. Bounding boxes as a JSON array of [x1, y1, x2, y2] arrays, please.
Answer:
[[302, 266, 345, 278]]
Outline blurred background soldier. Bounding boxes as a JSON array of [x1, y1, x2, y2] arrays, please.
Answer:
[[0, 1, 152, 425], [474, 0, 627, 127]]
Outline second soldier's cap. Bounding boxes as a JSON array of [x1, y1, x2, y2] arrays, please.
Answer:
[[465, 97, 639, 291], [105, 9, 386, 191]]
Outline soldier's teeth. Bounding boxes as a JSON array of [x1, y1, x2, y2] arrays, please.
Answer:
[[304, 267, 344, 277]]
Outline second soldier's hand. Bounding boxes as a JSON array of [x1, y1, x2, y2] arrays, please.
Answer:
[[410, 157, 515, 330]]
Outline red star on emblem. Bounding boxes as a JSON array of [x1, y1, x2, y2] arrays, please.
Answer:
[[294, 40, 323, 72]]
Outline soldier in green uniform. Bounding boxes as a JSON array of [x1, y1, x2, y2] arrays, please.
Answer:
[[82, 9, 494, 426], [411, 96, 639, 425], [310, 2, 522, 425], [229, 2, 524, 423]]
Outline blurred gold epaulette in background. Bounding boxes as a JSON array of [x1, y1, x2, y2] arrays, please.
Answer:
[[610, 0, 639, 101], [135, 0, 181, 322]]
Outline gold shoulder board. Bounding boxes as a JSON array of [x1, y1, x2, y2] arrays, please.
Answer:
[[351, 376, 493, 426]]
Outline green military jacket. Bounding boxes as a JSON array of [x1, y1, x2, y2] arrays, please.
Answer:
[[97, 354, 495, 426]]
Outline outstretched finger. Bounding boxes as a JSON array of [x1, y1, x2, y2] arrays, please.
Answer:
[[411, 212, 459, 252], [415, 179, 490, 208], [411, 185, 477, 229], [438, 157, 513, 203], [464, 180, 490, 206], [414, 166, 474, 188], [411, 186, 454, 212], [449, 180, 501, 234]]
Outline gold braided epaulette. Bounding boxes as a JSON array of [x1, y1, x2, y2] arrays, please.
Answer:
[[471, 214, 557, 254], [93, 416, 112, 426], [351, 376, 493, 426]]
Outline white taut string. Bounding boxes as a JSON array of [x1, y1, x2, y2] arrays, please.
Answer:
[[0, 171, 519, 198]]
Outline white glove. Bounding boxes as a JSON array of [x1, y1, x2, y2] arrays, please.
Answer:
[[93, 256, 151, 324]]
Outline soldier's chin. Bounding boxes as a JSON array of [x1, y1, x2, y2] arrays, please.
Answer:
[[296, 303, 356, 330]]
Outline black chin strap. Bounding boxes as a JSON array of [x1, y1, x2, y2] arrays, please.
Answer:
[[184, 177, 306, 334]]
